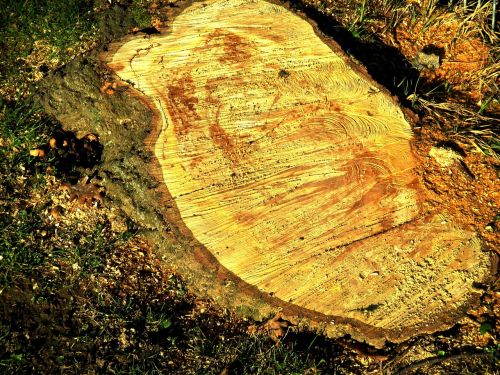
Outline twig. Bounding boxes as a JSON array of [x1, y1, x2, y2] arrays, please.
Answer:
[[493, 0, 497, 30]]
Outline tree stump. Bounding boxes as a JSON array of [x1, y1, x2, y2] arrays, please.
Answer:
[[103, 0, 491, 345]]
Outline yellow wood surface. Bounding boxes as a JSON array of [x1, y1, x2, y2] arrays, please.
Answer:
[[105, 0, 490, 337]]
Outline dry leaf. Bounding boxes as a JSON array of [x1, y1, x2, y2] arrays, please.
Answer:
[[248, 312, 293, 342], [62, 176, 105, 206]]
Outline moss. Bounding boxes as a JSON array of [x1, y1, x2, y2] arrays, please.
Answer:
[[130, 1, 153, 29]]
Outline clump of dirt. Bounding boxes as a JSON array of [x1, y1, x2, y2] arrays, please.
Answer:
[[428, 144, 464, 167]]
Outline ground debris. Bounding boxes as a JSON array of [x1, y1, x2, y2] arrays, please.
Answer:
[[61, 176, 105, 206], [248, 312, 294, 342], [413, 49, 441, 70]]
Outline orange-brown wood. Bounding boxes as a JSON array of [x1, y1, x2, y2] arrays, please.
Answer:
[[104, 0, 491, 344]]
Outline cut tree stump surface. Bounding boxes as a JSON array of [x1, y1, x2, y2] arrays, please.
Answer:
[[104, 0, 491, 344]]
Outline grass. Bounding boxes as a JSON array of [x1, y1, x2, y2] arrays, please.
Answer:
[[0, 0, 97, 100], [0, 0, 499, 373], [130, 0, 155, 29], [0, 0, 157, 101], [348, 0, 370, 39], [0, 99, 55, 286]]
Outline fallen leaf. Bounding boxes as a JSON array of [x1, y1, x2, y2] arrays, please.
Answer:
[[248, 312, 293, 342]]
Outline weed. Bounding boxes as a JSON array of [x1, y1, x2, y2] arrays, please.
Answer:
[[479, 322, 493, 334], [130, 1, 153, 29], [348, 0, 370, 39]]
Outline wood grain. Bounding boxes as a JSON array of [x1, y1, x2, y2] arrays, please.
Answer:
[[104, 0, 491, 341]]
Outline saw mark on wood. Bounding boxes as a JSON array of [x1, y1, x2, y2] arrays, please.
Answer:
[[104, 0, 492, 345]]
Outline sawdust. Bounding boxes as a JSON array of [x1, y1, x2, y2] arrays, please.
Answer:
[[429, 146, 463, 167], [61, 176, 105, 206]]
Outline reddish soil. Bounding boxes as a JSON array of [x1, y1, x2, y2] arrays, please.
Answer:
[[413, 125, 499, 254], [380, 13, 493, 106]]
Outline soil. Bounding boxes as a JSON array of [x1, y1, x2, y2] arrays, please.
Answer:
[[414, 125, 500, 253]]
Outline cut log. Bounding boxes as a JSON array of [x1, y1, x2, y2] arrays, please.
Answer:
[[103, 0, 491, 345]]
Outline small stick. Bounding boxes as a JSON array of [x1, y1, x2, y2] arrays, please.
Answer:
[[493, 0, 497, 30]]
